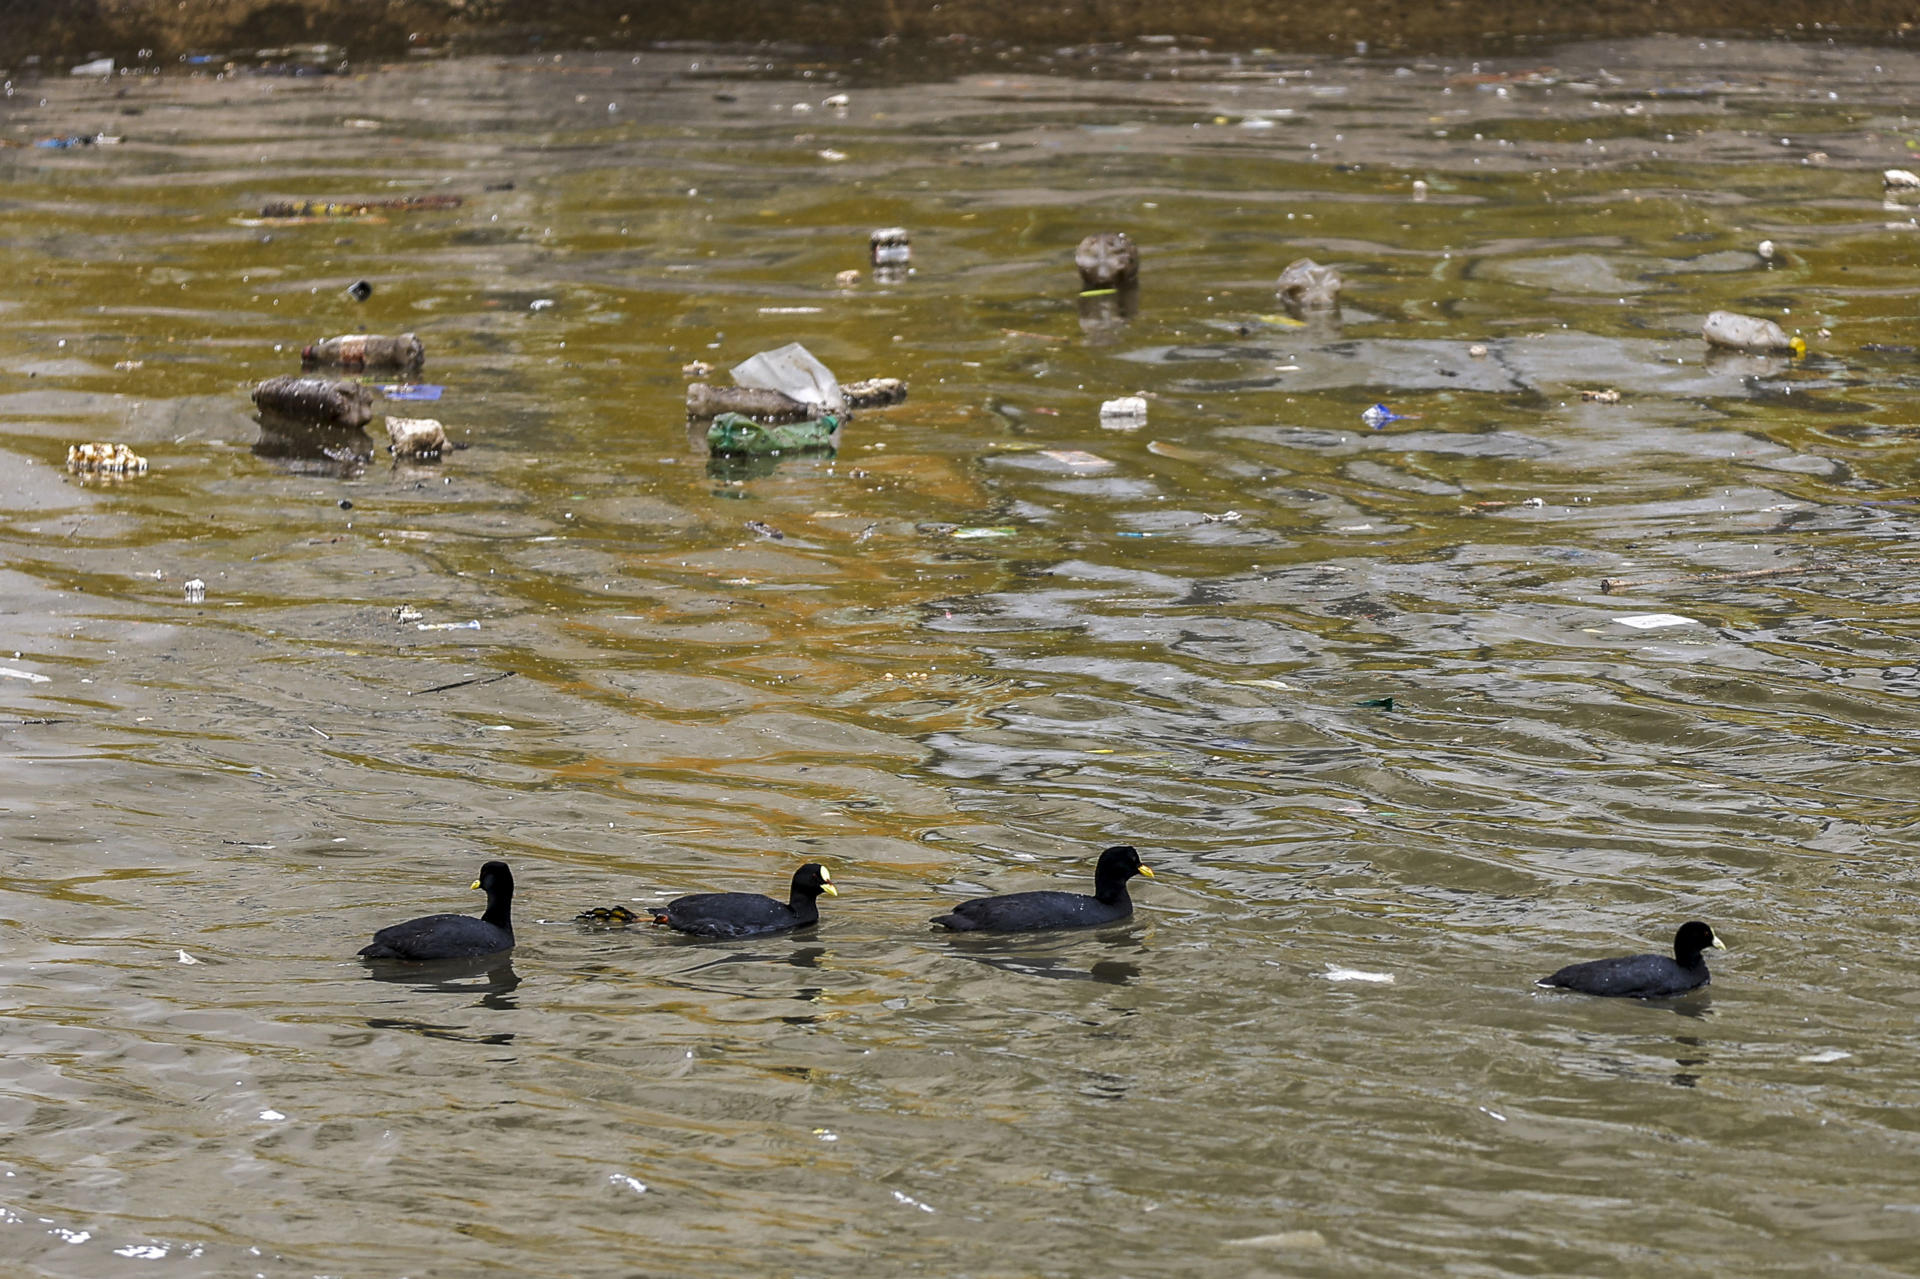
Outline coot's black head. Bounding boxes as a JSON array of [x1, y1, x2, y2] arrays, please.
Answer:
[[1092, 844, 1153, 898], [791, 863, 838, 900], [473, 860, 514, 924], [472, 861, 514, 896], [1673, 920, 1724, 962]]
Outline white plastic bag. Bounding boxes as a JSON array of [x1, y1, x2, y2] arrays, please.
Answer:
[[731, 343, 844, 414]]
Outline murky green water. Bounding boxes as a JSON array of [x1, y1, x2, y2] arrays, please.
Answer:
[[4, 34, 1920, 1277]]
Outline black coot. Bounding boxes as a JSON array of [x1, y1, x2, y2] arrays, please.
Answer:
[[1536, 920, 1725, 998], [359, 861, 515, 960], [931, 845, 1153, 933], [654, 863, 837, 938]]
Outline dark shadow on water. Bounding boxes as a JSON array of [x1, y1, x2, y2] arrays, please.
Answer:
[[934, 927, 1146, 984], [360, 953, 522, 1015]]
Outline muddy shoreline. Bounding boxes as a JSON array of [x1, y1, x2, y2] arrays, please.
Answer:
[[3, 0, 1915, 64]]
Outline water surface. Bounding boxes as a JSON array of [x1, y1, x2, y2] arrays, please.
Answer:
[[3, 35, 1920, 1277]]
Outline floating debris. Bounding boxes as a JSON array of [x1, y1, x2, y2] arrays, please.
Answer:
[[392, 605, 423, 623], [1099, 395, 1148, 428], [1076, 231, 1139, 290], [66, 442, 147, 475], [257, 194, 464, 219], [183, 579, 206, 603], [834, 268, 861, 287], [844, 377, 907, 409], [680, 360, 713, 379], [1039, 449, 1111, 468], [708, 412, 840, 456], [346, 280, 373, 302], [1613, 613, 1697, 630], [385, 416, 448, 460], [1361, 402, 1406, 429], [1201, 510, 1243, 523], [380, 384, 443, 401], [870, 227, 910, 266], [689, 385, 808, 422], [303, 333, 424, 372], [1276, 257, 1342, 312], [1703, 310, 1803, 355], [34, 133, 119, 149], [1580, 388, 1621, 403], [1323, 964, 1394, 983], [745, 520, 785, 540], [252, 376, 375, 428]]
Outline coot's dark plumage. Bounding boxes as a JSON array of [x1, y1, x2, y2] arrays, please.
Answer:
[[654, 863, 837, 938], [1536, 920, 1725, 999], [931, 845, 1154, 933], [359, 860, 515, 960]]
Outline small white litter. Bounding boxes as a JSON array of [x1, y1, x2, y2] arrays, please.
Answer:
[[1323, 964, 1394, 983], [1613, 613, 1697, 630]]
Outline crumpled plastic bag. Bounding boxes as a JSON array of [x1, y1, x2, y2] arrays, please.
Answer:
[[730, 343, 844, 415]]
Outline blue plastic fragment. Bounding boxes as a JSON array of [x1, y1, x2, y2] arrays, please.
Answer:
[[1361, 402, 1403, 429], [381, 384, 444, 401]]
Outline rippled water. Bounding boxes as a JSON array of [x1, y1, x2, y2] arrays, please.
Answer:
[[5, 33, 1920, 1277]]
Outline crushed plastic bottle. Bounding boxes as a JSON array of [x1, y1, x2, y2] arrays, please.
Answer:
[[302, 333, 424, 372], [252, 376, 375, 428], [707, 412, 841, 456]]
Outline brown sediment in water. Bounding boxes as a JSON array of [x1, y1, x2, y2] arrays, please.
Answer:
[[2, 0, 1916, 62]]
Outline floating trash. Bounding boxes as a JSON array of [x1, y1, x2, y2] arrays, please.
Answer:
[[843, 377, 907, 409], [253, 376, 374, 428], [1323, 964, 1394, 983], [869, 227, 910, 266], [0, 666, 50, 684], [385, 416, 448, 460], [1276, 257, 1342, 312], [1361, 403, 1405, 429], [183, 579, 206, 602], [1039, 449, 1111, 468], [304, 333, 424, 372], [67, 442, 147, 475], [708, 412, 840, 456], [732, 342, 843, 414], [1075, 231, 1139, 290], [1703, 310, 1803, 355], [380, 384, 444, 401], [1099, 395, 1148, 429], [417, 620, 480, 631], [1613, 613, 1697, 630], [257, 195, 462, 220]]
